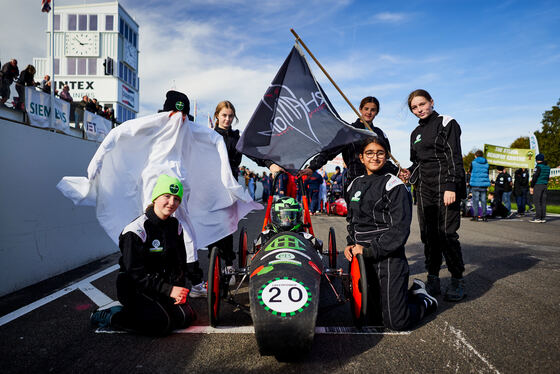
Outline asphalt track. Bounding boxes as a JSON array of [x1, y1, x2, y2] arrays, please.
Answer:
[[1, 207, 559, 373]]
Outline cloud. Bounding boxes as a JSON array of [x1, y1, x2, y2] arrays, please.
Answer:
[[372, 12, 407, 23]]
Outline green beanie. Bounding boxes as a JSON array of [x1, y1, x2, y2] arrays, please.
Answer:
[[151, 174, 183, 202]]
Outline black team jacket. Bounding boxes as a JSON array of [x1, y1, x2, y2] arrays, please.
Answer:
[[409, 111, 466, 201], [118, 206, 186, 298], [346, 165, 412, 259]]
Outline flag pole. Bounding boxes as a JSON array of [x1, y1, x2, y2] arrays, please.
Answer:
[[50, 0, 55, 130], [290, 28, 401, 169]]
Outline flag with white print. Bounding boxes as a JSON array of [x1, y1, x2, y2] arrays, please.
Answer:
[[237, 45, 372, 174]]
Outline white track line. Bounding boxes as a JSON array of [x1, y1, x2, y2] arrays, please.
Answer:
[[95, 325, 412, 335], [78, 283, 114, 307], [441, 321, 500, 374], [0, 264, 119, 327]]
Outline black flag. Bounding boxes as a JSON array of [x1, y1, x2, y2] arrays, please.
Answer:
[[236, 46, 373, 174]]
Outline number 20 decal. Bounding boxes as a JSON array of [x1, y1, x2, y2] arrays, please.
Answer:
[[258, 278, 311, 316]]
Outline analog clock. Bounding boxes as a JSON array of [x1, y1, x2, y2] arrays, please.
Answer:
[[65, 32, 99, 56]]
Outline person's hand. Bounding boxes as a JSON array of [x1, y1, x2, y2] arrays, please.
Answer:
[[398, 168, 410, 182], [344, 245, 354, 261], [269, 164, 285, 174], [530, 187, 534, 195], [443, 190, 456, 206], [344, 244, 364, 261], [298, 168, 313, 177], [170, 286, 189, 305]]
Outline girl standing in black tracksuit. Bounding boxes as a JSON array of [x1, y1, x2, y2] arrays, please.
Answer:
[[209, 101, 243, 282], [90, 174, 196, 335], [406, 89, 467, 301], [345, 137, 437, 331]]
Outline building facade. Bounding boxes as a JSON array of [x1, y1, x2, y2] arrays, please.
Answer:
[[33, 1, 139, 123]]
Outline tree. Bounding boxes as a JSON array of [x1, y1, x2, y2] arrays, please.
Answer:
[[462, 147, 478, 171], [510, 136, 529, 149], [536, 99, 560, 167]]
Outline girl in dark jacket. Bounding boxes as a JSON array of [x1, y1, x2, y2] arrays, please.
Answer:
[[209, 101, 242, 283], [90, 174, 196, 335], [301, 96, 396, 189], [345, 137, 437, 330], [405, 89, 467, 301]]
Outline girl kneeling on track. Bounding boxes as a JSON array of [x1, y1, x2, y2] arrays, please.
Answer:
[[344, 137, 437, 331], [90, 174, 196, 335]]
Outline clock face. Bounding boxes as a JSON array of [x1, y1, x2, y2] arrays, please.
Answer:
[[65, 32, 99, 56]]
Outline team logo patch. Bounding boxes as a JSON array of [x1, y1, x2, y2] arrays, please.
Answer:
[[276, 252, 296, 260], [351, 191, 362, 202], [169, 184, 179, 194], [175, 101, 184, 111], [150, 239, 163, 252], [414, 134, 422, 144]]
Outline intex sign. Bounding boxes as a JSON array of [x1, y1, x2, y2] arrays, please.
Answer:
[[57, 81, 94, 90]]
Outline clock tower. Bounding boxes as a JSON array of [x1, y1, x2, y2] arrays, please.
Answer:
[[33, 1, 139, 124]]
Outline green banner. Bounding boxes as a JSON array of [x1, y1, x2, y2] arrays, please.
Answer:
[[484, 144, 536, 168]]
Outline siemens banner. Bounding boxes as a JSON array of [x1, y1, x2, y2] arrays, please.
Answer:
[[25, 87, 71, 134], [484, 144, 536, 169]]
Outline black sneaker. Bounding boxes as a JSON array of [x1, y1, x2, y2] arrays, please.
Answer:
[[426, 275, 441, 296], [90, 305, 123, 328], [410, 278, 426, 293], [444, 278, 465, 301], [414, 288, 438, 315]]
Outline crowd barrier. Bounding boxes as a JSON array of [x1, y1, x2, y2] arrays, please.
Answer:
[[23, 87, 112, 143]]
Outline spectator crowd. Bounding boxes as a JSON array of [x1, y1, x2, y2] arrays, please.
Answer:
[[0, 58, 116, 126]]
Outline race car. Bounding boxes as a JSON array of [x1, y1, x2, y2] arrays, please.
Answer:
[[207, 174, 367, 360]]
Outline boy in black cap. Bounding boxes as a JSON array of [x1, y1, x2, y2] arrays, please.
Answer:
[[160, 90, 194, 121]]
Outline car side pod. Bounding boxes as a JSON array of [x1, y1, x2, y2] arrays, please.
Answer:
[[349, 253, 368, 328], [249, 232, 324, 360]]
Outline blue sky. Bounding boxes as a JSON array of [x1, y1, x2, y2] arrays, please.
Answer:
[[3, 0, 559, 171]]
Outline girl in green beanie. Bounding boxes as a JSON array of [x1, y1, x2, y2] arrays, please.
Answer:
[[90, 174, 197, 335]]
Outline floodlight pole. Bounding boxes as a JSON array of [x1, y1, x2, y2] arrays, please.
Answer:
[[290, 28, 401, 169]]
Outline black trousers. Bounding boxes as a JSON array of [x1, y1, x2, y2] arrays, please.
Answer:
[[364, 253, 428, 331], [115, 274, 195, 335], [533, 184, 548, 220], [208, 234, 235, 266], [416, 184, 465, 279]]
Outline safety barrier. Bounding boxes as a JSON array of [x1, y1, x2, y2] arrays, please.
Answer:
[[0, 109, 117, 297]]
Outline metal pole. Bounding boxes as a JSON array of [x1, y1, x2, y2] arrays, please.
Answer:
[[290, 28, 401, 168], [50, 0, 55, 130]]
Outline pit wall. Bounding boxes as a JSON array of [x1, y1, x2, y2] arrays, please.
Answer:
[[0, 113, 117, 297]]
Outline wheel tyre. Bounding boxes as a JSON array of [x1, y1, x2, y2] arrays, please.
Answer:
[[328, 227, 337, 269], [238, 227, 248, 269], [349, 254, 368, 328], [208, 246, 222, 327]]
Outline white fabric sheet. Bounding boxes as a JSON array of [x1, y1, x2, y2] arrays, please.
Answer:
[[57, 111, 262, 262]]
